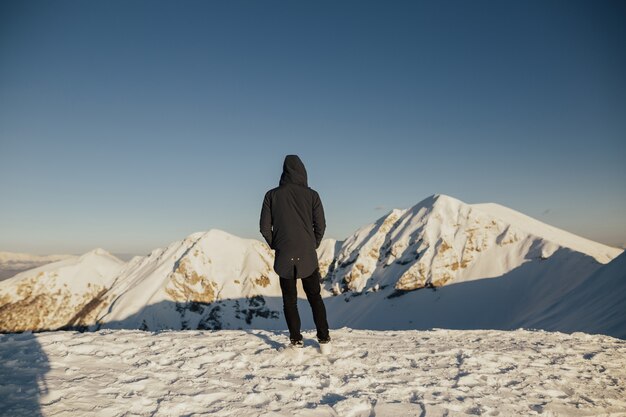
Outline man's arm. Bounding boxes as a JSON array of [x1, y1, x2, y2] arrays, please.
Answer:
[[260, 191, 273, 248], [312, 190, 326, 249]]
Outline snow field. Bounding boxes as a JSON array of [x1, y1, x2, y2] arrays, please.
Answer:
[[1, 328, 625, 416]]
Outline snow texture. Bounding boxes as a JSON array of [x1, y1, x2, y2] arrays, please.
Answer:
[[0, 328, 625, 417]]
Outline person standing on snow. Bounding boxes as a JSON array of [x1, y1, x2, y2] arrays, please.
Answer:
[[260, 155, 331, 348]]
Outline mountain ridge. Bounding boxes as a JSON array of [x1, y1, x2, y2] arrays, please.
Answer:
[[0, 194, 622, 336]]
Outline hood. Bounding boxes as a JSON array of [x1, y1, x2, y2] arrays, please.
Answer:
[[279, 155, 308, 187]]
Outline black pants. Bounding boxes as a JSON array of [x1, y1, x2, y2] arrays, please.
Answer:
[[279, 268, 329, 341]]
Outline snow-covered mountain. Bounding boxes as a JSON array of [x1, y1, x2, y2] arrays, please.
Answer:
[[0, 194, 622, 336], [0, 249, 124, 332], [314, 195, 625, 338], [96, 229, 284, 330], [0, 251, 75, 281], [324, 194, 617, 295], [521, 250, 626, 336]]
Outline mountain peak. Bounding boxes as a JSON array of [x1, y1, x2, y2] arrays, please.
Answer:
[[185, 228, 242, 243], [404, 194, 467, 217], [80, 248, 122, 263]]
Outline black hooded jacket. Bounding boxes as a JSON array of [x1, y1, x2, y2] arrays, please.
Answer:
[[260, 155, 326, 279]]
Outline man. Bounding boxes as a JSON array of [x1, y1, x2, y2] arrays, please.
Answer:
[[260, 155, 331, 349]]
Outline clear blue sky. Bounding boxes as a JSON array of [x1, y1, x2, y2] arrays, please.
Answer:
[[1, 0, 625, 255]]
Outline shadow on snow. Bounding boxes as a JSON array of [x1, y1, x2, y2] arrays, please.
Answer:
[[0, 332, 49, 417], [88, 248, 624, 339]]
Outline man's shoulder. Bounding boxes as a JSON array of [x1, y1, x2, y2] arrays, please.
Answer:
[[308, 187, 321, 198], [266, 185, 320, 198], [268, 184, 316, 192], [265, 186, 280, 196]]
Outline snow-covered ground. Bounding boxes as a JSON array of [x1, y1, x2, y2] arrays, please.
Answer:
[[1, 328, 625, 417]]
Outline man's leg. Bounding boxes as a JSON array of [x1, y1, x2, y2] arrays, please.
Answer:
[[301, 269, 330, 341], [279, 277, 302, 341]]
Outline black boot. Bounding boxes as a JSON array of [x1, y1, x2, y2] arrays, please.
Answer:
[[290, 338, 304, 348]]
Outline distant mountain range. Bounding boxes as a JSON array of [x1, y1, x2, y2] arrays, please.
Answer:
[[1, 194, 623, 338], [0, 251, 136, 281], [0, 252, 76, 281]]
